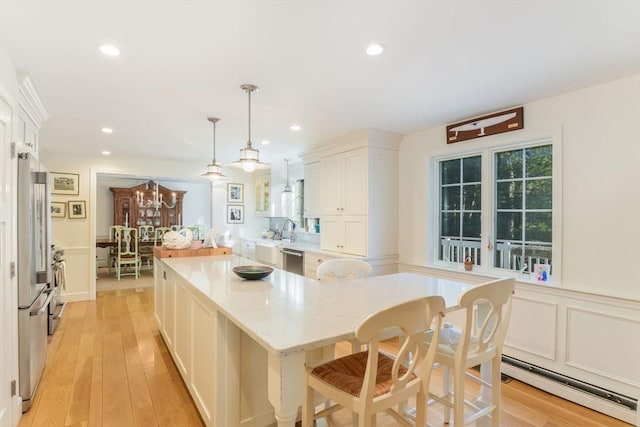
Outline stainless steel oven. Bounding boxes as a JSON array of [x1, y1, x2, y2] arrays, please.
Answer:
[[49, 246, 66, 335], [281, 248, 304, 275]]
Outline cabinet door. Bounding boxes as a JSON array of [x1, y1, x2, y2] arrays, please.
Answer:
[[342, 149, 367, 215], [320, 217, 342, 252], [303, 162, 321, 218], [255, 173, 271, 216], [163, 270, 176, 350], [174, 279, 191, 377], [320, 216, 367, 256], [154, 262, 165, 327], [320, 153, 343, 215], [17, 108, 38, 156], [342, 216, 367, 256]]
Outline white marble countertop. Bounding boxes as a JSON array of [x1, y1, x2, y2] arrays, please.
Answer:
[[161, 254, 475, 356]]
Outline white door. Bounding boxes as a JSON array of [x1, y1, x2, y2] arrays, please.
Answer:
[[0, 96, 18, 426]]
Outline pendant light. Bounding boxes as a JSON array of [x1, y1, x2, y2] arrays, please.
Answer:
[[227, 84, 269, 173], [200, 117, 229, 182], [281, 159, 294, 218]]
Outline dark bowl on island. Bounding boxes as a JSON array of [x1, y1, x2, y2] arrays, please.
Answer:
[[232, 265, 274, 280]]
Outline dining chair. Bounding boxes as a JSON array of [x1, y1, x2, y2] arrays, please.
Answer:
[[316, 258, 373, 282], [105, 225, 125, 275], [138, 225, 154, 242], [154, 227, 170, 245], [302, 296, 446, 427], [424, 277, 515, 427], [115, 227, 140, 280], [138, 225, 155, 272]]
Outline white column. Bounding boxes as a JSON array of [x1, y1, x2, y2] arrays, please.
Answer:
[[267, 351, 306, 427]]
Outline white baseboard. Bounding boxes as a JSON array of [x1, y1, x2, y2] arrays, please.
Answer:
[[61, 291, 92, 302]]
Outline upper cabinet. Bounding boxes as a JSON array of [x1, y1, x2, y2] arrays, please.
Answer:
[[303, 162, 321, 218], [255, 172, 271, 217], [16, 75, 49, 157], [320, 148, 367, 216], [301, 129, 401, 258], [110, 181, 186, 228]]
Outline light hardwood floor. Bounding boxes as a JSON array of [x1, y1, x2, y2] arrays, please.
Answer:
[[19, 287, 629, 427]]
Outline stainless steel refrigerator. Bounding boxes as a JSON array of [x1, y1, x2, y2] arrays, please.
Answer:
[[17, 152, 52, 412]]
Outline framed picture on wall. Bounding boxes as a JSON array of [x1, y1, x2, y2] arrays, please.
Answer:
[[227, 183, 244, 203], [51, 172, 79, 195], [68, 200, 86, 219], [51, 202, 66, 218], [227, 205, 244, 224]]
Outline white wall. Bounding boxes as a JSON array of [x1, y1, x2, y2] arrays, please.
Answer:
[[398, 73, 640, 300]]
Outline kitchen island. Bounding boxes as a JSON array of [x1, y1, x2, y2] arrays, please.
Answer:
[[154, 254, 475, 427]]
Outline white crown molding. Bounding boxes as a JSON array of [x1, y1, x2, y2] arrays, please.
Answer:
[[17, 73, 50, 127]]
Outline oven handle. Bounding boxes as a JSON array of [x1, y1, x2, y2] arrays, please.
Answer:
[[280, 249, 303, 257], [31, 289, 55, 316], [53, 302, 66, 320]]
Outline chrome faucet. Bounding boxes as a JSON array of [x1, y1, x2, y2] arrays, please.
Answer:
[[282, 218, 296, 243]]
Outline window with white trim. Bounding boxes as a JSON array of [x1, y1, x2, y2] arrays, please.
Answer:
[[436, 142, 553, 278]]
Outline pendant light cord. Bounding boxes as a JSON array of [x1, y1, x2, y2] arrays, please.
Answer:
[[247, 88, 252, 148], [212, 120, 217, 162]]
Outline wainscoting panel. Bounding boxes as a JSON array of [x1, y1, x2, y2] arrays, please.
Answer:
[[565, 306, 640, 386], [60, 246, 91, 302], [396, 262, 640, 425], [505, 296, 558, 360]]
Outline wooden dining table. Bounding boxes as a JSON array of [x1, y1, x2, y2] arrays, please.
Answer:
[[95, 237, 157, 248]]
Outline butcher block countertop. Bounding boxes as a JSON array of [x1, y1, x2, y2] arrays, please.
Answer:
[[153, 246, 232, 258]]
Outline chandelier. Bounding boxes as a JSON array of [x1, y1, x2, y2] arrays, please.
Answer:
[[200, 117, 229, 182], [227, 84, 269, 173], [136, 181, 176, 209]]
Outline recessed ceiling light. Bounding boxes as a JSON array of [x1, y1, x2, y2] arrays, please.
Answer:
[[261, 140, 270, 145], [290, 124, 301, 132], [101, 150, 111, 156], [101, 127, 113, 134], [366, 43, 385, 56], [99, 44, 120, 57]]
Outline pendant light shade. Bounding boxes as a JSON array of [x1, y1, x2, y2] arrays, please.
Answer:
[[227, 84, 269, 172], [200, 117, 230, 182]]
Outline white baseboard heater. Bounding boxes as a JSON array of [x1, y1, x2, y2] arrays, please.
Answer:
[[502, 355, 637, 412]]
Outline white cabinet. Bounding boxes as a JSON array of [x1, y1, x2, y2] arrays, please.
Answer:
[[321, 216, 368, 256], [15, 75, 49, 158], [319, 148, 369, 255], [320, 148, 367, 216], [240, 238, 256, 260], [153, 258, 274, 426], [16, 109, 38, 156], [304, 251, 337, 279], [254, 172, 271, 217], [302, 129, 401, 259], [303, 162, 321, 218]]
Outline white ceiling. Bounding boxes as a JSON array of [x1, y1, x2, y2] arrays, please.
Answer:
[[1, 1, 640, 167]]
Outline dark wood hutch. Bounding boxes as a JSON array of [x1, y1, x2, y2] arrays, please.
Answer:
[[110, 181, 186, 228]]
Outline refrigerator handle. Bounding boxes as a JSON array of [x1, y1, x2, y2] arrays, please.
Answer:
[[30, 290, 54, 316]]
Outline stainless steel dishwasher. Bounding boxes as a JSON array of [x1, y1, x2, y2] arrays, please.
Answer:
[[281, 248, 304, 275]]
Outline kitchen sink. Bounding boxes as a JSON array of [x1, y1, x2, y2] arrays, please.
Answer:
[[255, 241, 280, 266]]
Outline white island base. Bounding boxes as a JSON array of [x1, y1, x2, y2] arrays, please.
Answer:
[[154, 254, 473, 427]]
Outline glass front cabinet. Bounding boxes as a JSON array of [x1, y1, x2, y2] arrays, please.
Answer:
[[110, 181, 186, 228]]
